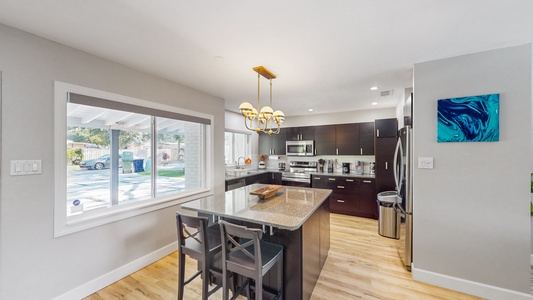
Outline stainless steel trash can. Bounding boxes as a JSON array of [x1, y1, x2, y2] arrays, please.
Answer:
[[377, 191, 400, 239]]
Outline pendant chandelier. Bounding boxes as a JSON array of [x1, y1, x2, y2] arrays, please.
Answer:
[[239, 66, 285, 135]]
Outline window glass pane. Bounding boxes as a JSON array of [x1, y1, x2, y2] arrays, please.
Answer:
[[224, 132, 234, 165], [224, 132, 251, 166], [155, 117, 204, 197], [234, 133, 248, 160], [117, 122, 151, 204], [66, 104, 152, 215]]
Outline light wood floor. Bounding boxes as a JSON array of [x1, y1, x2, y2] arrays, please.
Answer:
[[84, 214, 482, 300]]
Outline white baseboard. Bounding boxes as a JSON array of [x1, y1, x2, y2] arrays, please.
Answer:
[[412, 264, 533, 300], [53, 243, 177, 300]]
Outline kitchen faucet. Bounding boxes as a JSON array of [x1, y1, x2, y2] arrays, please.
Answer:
[[236, 157, 246, 169]]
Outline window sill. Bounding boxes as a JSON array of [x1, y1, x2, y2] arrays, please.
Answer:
[[55, 188, 213, 237]]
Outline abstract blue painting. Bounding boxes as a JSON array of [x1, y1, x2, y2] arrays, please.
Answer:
[[437, 94, 499, 142]]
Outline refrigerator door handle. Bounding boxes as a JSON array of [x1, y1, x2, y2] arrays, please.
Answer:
[[392, 201, 404, 217], [395, 200, 411, 216], [393, 137, 404, 194]]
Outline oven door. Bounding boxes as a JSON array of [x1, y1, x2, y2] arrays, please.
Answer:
[[282, 178, 311, 187]]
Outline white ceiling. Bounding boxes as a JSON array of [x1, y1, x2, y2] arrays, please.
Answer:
[[0, 0, 532, 116]]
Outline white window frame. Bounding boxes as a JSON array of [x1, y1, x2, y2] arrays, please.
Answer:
[[54, 81, 214, 237], [225, 130, 252, 167]]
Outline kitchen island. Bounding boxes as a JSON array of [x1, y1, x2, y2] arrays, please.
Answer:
[[181, 184, 332, 300]]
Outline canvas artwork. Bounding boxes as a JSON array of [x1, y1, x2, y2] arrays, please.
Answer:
[[437, 94, 499, 142]]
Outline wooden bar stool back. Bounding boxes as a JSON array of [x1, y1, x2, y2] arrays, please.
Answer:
[[219, 220, 284, 300], [176, 213, 223, 300]]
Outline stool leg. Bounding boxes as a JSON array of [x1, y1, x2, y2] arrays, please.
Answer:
[[177, 252, 185, 300], [256, 276, 263, 300], [201, 261, 209, 300], [277, 254, 283, 300], [246, 279, 251, 300], [222, 268, 229, 300]]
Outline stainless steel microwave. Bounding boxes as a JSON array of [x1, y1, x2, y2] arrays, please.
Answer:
[[286, 140, 314, 156]]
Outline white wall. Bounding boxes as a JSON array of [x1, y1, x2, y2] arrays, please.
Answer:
[[412, 44, 532, 299], [283, 107, 395, 127], [0, 24, 225, 299]]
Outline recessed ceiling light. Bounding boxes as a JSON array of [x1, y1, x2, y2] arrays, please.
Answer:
[[370, 86, 378, 91], [308, 108, 314, 112], [371, 102, 378, 106]]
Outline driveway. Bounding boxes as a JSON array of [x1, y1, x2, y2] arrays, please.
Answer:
[[67, 162, 185, 214]]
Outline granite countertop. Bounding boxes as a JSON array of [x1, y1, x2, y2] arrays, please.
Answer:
[[180, 184, 332, 231], [225, 169, 374, 181], [311, 172, 376, 179], [225, 169, 282, 181]]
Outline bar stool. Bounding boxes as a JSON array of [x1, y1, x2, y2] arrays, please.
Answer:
[[219, 220, 284, 300], [176, 213, 223, 300]]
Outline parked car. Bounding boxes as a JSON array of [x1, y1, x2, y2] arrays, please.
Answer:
[[79, 154, 122, 170]]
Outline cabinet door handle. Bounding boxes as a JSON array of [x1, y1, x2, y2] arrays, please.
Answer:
[[346, 179, 354, 182], [337, 186, 345, 189], [314, 177, 321, 180], [328, 178, 336, 181], [360, 148, 363, 155], [337, 200, 345, 203], [314, 149, 317, 155], [385, 162, 388, 170], [363, 180, 372, 183], [377, 129, 380, 137], [336, 148, 339, 155]]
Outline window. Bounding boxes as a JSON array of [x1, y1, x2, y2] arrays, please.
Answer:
[[225, 131, 251, 166], [55, 82, 213, 236]]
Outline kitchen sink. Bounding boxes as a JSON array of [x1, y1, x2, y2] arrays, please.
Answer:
[[226, 169, 248, 176], [226, 169, 266, 176]]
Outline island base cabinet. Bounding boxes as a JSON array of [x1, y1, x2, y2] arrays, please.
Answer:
[[222, 199, 330, 300]]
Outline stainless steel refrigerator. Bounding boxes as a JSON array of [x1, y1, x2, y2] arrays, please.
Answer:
[[393, 124, 413, 271]]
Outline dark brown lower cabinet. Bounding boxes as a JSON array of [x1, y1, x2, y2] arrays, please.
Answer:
[[312, 175, 377, 219], [359, 179, 377, 219]]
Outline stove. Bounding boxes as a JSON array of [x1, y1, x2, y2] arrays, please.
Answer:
[[281, 161, 318, 187]]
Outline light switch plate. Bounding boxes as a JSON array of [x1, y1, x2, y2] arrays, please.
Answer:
[[10, 160, 42, 176], [418, 157, 434, 169]]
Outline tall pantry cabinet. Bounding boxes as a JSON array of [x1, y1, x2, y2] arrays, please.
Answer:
[[374, 118, 398, 193]]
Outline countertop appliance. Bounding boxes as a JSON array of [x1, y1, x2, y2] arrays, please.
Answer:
[[281, 161, 317, 187], [393, 124, 413, 271], [342, 162, 350, 174], [286, 140, 314, 156], [354, 161, 363, 175], [327, 160, 334, 173], [278, 162, 286, 171], [369, 162, 375, 175]]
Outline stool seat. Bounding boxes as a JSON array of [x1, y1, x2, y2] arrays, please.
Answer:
[[226, 239, 283, 278]]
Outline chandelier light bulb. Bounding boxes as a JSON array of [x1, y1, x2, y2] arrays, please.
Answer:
[[239, 102, 253, 116]]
